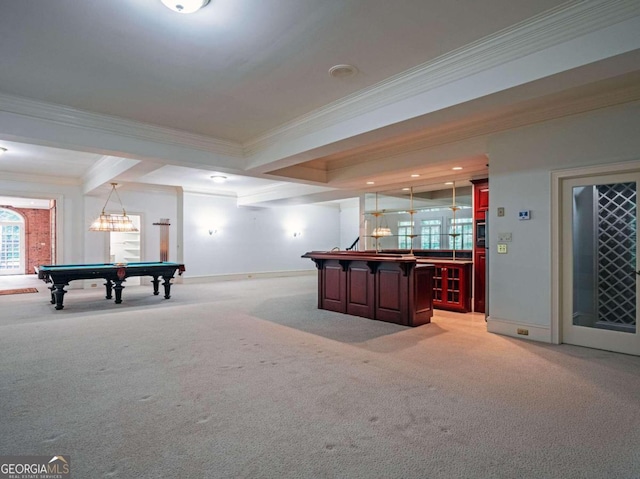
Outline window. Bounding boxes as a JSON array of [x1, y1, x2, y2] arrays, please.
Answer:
[[0, 208, 25, 274], [449, 217, 473, 250], [397, 220, 413, 249], [420, 219, 441, 249]]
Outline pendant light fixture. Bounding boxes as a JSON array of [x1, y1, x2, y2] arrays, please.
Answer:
[[89, 183, 139, 232], [371, 192, 392, 253]]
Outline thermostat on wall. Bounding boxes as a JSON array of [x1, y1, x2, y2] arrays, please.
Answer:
[[518, 210, 531, 220]]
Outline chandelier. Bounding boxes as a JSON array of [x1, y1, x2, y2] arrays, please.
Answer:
[[89, 183, 138, 232]]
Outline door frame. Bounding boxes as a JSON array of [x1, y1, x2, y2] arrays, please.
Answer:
[[551, 158, 640, 347]]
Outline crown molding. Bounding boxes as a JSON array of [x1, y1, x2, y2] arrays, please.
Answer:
[[0, 170, 81, 186], [244, 0, 640, 156], [0, 93, 244, 158]]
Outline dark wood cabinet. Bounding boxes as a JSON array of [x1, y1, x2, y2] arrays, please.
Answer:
[[428, 261, 472, 312], [476, 185, 489, 211], [303, 251, 434, 327], [473, 250, 486, 313], [471, 178, 488, 313]]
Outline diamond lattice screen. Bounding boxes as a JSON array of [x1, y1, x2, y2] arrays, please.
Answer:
[[597, 182, 637, 330]]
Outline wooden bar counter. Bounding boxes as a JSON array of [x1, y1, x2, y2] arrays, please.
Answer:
[[302, 251, 434, 327]]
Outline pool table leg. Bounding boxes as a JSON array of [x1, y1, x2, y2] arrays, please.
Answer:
[[151, 276, 160, 296], [52, 283, 67, 310], [113, 280, 125, 304], [104, 279, 113, 299], [162, 275, 174, 299]]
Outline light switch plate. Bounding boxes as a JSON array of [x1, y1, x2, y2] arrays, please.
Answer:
[[497, 232, 512, 242], [497, 207, 505, 217], [497, 243, 508, 254]]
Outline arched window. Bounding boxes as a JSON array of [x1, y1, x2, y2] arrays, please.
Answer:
[[0, 208, 25, 274]]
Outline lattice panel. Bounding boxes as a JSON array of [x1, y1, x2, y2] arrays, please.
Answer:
[[597, 183, 637, 330]]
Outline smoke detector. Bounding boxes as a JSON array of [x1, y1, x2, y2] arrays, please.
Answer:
[[328, 64, 358, 78]]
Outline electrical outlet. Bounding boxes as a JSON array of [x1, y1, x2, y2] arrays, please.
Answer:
[[517, 328, 529, 336], [497, 243, 508, 254], [497, 232, 512, 242], [90, 283, 97, 288]]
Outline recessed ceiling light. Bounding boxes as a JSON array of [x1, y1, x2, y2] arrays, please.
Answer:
[[329, 64, 358, 78], [410, 174, 420, 178], [452, 166, 463, 170], [0, 147, 6, 156], [210, 175, 227, 183], [366, 181, 375, 185], [160, 0, 210, 14]]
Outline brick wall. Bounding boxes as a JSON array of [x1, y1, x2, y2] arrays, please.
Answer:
[[2, 206, 52, 274]]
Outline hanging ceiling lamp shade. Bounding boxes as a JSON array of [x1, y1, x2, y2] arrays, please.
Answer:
[[89, 183, 138, 232]]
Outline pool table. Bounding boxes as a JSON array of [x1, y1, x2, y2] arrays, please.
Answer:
[[35, 262, 186, 310]]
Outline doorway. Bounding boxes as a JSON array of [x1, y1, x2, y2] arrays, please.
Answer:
[[561, 171, 640, 355]]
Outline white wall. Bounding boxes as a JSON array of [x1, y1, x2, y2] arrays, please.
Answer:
[[183, 192, 340, 278], [487, 102, 640, 336]]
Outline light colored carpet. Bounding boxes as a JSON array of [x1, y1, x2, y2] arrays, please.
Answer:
[[1, 274, 639, 478]]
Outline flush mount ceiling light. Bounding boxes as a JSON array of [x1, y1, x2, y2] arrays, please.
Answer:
[[210, 175, 227, 183], [161, 0, 210, 14], [328, 64, 358, 78]]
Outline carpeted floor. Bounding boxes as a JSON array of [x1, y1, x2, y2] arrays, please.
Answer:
[[0, 274, 639, 478]]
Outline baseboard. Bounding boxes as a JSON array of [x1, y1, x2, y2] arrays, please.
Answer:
[[487, 316, 552, 343], [183, 269, 316, 284]]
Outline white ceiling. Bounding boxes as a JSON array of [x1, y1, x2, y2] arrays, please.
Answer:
[[0, 0, 564, 141], [0, 140, 101, 178], [0, 0, 639, 206]]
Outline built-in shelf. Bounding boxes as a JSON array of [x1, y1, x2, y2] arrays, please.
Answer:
[[109, 215, 141, 284]]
